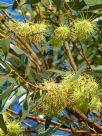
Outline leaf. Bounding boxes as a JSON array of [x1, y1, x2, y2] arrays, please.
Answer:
[[0, 83, 15, 100], [0, 114, 7, 133], [73, 65, 87, 80], [1, 91, 17, 112], [25, 60, 32, 78], [17, 86, 27, 99], [9, 56, 20, 68], [0, 58, 10, 71], [9, 55, 26, 74], [10, 45, 24, 55], [21, 94, 30, 118], [18, 54, 26, 67], [67, 0, 86, 11], [38, 126, 59, 136], [0, 37, 10, 57], [83, 0, 102, 11], [25, 0, 41, 4], [0, 85, 19, 113], [84, 0, 102, 6], [91, 65, 102, 71], [47, 69, 66, 76], [0, 2, 11, 10], [0, 86, 19, 113], [0, 75, 9, 87], [88, 65, 102, 77], [52, 0, 64, 9]]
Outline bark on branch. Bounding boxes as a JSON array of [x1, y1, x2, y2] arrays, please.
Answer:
[[64, 41, 77, 71]]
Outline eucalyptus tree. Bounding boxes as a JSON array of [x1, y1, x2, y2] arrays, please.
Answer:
[[0, 0, 102, 135]]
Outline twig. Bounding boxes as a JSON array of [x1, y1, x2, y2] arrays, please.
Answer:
[[64, 41, 77, 71], [2, 10, 17, 23], [79, 40, 91, 69], [73, 108, 102, 133], [70, 38, 92, 68], [15, 0, 26, 22]]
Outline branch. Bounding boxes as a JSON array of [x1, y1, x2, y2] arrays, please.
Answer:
[[73, 108, 102, 133], [79, 40, 91, 69], [7, 109, 96, 134], [64, 41, 77, 71]]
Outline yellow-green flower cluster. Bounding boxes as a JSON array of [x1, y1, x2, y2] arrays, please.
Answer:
[[33, 74, 101, 117], [67, 74, 101, 112], [15, 22, 47, 43], [0, 113, 23, 136], [54, 25, 70, 39], [73, 19, 97, 39], [50, 25, 70, 46], [33, 80, 68, 117]]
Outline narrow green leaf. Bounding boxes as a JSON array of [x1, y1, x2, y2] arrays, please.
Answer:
[[47, 69, 66, 76], [9, 56, 19, 68], [25, 0, 41, 4], [91, 65, 102, 71], [18, 54, 26, 67], [73, 65, 87, 80], [0, 75, 9, 87], [0, 58, 10, 71], [38, 126, 59, 136], [0, 2, 11, 10], [10, 45, 24, 55], [52, 0, 64, 9], [25, 60, 32, 78], [17, 86, 27, 99], [84, 0, 102, 6], [0, 84, 15, 100], [67, 0, 86, 11], [21, 94, 30, 118], [0, 114, 7, 133], [0, 91, 17, 112], [0, 37, 10, 57], [0, 85, 19, 113]]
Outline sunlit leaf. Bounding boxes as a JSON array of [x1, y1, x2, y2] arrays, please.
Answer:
[[0, 83, 15, 100], [0, 2, 11, 10], [0, 114, 7, 133], [0, 75, 9, 87], [25, 0, 41, 4], [52, 0, 64, 9], [0, 37, 10, 57]]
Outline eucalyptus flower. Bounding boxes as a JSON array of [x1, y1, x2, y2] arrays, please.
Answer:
[[32, 73, 101, 117], [70, 74, 100, 112], [0, 113, 23, 136], [50, 25, 70, 46], [73, 19, 97, 39], [15, 22, 47, 43]]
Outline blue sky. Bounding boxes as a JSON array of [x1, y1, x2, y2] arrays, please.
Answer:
[[0, 0, 24, 20], [0, 0, 12, 3]]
